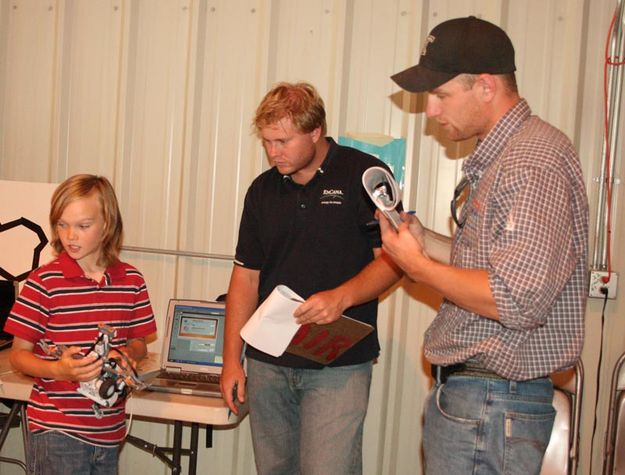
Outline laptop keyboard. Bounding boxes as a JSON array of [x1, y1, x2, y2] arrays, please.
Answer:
[[164, 371, 220, 384]]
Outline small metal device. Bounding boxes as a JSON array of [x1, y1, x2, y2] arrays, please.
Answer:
[[362, 166, 402, 230], [39, 324, 146, 418]]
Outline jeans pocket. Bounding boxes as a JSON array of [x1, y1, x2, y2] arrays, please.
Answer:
[[503, 409, 556, 475], [424, 385, 483, 474], [435, 384, 481, 424]]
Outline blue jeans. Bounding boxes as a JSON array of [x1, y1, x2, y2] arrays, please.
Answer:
[[423, 375, 555, 475], [27, 431, 118, 475], [246, 358, 373, 475]]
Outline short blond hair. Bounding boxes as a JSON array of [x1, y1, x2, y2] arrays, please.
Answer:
[[253, 82, 327, 135], [50, 174, 123, 267]]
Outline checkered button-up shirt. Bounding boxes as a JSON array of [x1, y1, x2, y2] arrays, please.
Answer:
[[424, 99, 588, 381]]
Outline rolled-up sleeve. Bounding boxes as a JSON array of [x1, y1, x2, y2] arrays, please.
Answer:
[[489, 165, 578, 330]]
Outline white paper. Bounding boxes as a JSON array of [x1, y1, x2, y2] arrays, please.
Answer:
[[240, 285, 303, 357]]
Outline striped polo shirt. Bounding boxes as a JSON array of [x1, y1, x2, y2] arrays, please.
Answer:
[[4, 252, 157, 446]]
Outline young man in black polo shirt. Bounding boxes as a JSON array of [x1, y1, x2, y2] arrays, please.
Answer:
[[220, 82, 402, 475]]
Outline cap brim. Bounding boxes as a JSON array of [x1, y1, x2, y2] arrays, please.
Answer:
[[391, 64, 458, 93]]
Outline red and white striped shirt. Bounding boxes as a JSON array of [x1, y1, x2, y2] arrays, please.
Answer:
[[5, 252, 157, 446]]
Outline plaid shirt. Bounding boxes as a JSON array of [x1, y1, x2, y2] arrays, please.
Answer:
[[424, 99, 588, 380]]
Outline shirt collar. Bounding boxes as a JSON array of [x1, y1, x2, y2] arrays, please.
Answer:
[[281, 137, 337, 186], [57, 251, 126, 282], [462, 99, 531, 183], [318, 137, 337, 174]]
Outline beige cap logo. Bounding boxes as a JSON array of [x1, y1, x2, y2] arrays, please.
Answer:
[[421, 35, 435, 56]]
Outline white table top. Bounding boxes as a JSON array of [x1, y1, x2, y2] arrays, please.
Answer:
[[0, 350, 244, 426]]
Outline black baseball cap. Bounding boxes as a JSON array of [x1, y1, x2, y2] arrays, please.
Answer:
[[391, 16, 516, 92]]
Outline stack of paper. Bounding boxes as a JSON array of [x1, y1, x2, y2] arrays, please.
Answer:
[[240, 285, 302, 357], [240, 285, 374, 364]]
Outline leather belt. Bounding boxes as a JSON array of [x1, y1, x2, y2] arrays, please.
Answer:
[[431, 363, 505, 384]]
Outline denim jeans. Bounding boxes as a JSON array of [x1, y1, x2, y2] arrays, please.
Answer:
[[27, 431, 119, 475], [423, 375, 555, 475], [246, 358, 373, 475]]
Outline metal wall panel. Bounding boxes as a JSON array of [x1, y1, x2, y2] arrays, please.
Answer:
[[578, 2, 625, 474], [269, 0, 348, 137], [117, 0, 190, 250], [0, 0, 58, 181], [507, 0, 585, 138], [1, 1, 624, 474], [53, 0, 124, 178]]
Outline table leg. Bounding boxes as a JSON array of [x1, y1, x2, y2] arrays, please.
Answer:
[[126, 420, 203, 474], [173, 420, 183, 474], [20, 404, 28, 463], [206, 424, 213, 448], [189, 423, 198, 475], [0, 401, 27, 472]]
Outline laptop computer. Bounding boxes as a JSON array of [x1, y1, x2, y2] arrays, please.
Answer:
[[0, 281, 18, 350], [143, 299, 226, 397]]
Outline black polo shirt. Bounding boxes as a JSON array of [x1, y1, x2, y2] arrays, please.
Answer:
[[235, 138, 392, 368]]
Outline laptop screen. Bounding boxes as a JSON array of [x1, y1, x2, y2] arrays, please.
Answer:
[[0, 280, 17, 339], [165, 301, 226, 368]]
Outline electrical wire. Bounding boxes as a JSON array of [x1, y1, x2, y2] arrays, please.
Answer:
[[589, 289, 610, 473], [589, 6, 625, 473], [588, 21, 622, 471], [601, 4, 625, 284], [109, 347, 141, 380], [125, 391, 134, 438]]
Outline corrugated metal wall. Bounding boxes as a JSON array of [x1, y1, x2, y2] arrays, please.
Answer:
[[0, 1, 623, 474]]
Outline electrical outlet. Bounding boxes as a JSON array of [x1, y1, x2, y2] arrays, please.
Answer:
[[588, 270, 618, 299]]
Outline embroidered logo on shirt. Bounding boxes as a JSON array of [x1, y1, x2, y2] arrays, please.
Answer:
[[320, 189, 344, 205]]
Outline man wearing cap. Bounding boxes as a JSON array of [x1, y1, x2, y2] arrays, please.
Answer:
[[380, 16, 588, 473]]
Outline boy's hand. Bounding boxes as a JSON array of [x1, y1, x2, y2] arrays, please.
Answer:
[[56, 346, 102, 382]]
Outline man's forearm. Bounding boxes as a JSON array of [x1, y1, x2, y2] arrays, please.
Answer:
[[123, 338, 148, 362], [223, 266, 260, 365], [423, 228, 452, 264], [337, 249, 403, 309], [223, 300, 253, 365], [409, 257, 499, 319]]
